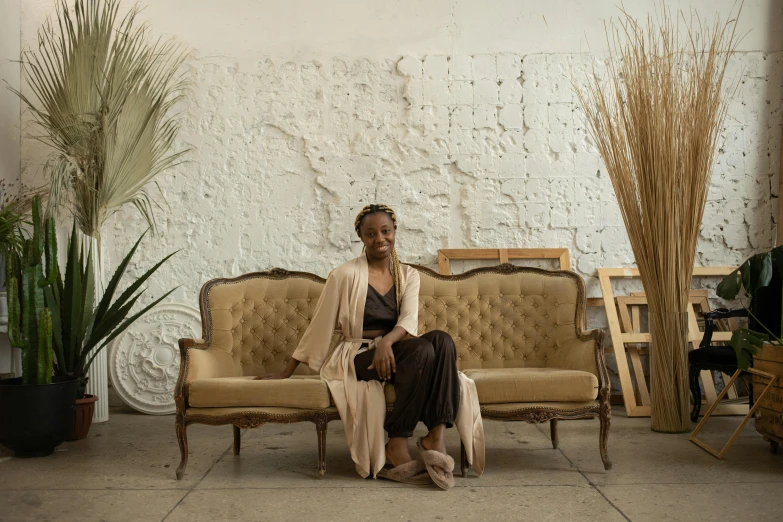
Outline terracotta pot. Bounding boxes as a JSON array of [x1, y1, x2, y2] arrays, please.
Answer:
[[66, 394, 98, 441]]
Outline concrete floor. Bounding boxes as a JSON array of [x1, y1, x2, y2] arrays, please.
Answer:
[[1, 406, 781, 522]]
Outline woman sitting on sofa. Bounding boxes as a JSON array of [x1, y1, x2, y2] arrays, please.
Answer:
[[259, 204, 484, 489]]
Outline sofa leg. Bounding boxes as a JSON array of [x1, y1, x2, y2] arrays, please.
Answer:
[[315, 413, 328, 478], [175, 415, 189, 480], [460, 442, 468, 478], [233, 425, 241, 456], [550, 419, 559, 449], [599, 405, 612, 471]]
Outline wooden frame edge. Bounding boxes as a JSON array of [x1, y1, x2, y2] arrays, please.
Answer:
[[438, 248, 571, 275], [689, 368, 778, 459]]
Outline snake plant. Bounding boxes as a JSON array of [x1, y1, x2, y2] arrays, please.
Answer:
[[45, 222, 179, 397]]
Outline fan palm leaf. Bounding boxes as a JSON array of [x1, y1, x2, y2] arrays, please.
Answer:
[[11, 0, 189, 238]]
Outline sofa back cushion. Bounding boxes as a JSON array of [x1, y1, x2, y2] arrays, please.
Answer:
[[202, 271, 327, 377], [416, 266, 584, 371], [200, 265, 587, 377]]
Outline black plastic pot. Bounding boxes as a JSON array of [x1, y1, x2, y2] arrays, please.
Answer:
[[0, 376, 78, 457]]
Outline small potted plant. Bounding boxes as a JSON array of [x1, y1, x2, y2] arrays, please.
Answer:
[[46, 222, 178, 440], [0, 198, 76, 457], [717, 246, 783, 450]]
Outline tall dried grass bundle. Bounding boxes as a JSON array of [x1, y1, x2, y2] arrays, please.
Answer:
[[576, 6, 740, 432]]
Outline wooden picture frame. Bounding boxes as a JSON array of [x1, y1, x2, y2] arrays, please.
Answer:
[[437, 248, 571, 275], [613, 291, 746, 416], [598, 266, 741, 417], [690, 367, 778, 459]]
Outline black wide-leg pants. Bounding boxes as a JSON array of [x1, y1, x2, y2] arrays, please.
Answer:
[[354, 330, 460, 438]]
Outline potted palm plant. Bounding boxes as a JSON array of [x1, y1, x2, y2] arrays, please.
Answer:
[[717, 247, 783, 450], [11, 0, 189, 421]]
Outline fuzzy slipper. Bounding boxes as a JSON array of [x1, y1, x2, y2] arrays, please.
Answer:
[[377, 458, 433, 486], [416, 438, 456, 490]]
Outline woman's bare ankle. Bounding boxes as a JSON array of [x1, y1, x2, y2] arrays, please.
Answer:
[[422, 426, 448, 454], [386, 437, 413, 466]]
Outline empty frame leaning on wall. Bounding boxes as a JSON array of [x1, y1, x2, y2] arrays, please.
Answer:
[[598, 267, 748, 418]]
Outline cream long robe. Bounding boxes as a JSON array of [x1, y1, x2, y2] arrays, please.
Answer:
[[292, 255, 485, 478]]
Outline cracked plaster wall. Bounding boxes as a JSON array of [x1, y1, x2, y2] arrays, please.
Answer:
[[8, 1, 783, 387], [94, 52, 783, 308]]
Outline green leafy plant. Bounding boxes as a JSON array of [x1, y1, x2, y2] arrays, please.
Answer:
[[5, 195, 178, 392], [0, 184, 48, 286], [716, 246, 783, 368], [6, 197, 58, 385], [0, 199, 27, 266], [11, 0, 189, 240], [46, 223, 179, 398]]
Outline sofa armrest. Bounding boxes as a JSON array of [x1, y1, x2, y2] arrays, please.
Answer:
[[175, 337, 234, 412], [548, 329, 610, 400]]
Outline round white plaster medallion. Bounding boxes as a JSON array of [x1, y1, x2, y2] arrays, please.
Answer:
[[109, 303, 201, 415]]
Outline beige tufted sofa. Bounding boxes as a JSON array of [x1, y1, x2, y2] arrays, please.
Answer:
[[174, 264, 612, 480]]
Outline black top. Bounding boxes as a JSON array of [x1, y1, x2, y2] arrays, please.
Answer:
[[363, 284, 398, 332]]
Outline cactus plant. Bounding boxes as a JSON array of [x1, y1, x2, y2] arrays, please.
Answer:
[[6, 196, 57, 385]]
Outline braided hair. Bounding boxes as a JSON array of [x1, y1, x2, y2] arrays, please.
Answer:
[[354, 204, 402, 311]]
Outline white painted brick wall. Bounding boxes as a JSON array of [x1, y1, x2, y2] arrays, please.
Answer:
[[80, 52, 783, 305], [19, 52, 783, 387]]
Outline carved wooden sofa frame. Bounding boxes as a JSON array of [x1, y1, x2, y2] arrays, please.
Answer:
[[174, 264, 612, 480]]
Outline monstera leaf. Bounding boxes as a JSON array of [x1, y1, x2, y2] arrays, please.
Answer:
[[717, 245, 783, 370], [728, 328, 768, 370]]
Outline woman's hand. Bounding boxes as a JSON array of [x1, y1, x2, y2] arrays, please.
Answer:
[[254, 372, 291, 380], [368, 338, 396, 380], [253, 358, 301, 380]]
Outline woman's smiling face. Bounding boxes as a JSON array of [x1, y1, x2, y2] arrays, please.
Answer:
[[359, 212, 396, 261]]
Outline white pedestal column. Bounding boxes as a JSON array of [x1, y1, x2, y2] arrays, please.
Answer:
[[84, 235, 109, 423], [86, 349, 109, 422]]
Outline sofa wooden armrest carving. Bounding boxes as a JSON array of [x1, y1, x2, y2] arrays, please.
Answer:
[[174, 264, 611, 480]]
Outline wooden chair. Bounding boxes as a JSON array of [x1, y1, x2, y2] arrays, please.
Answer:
[[688, 308, 749, 422]]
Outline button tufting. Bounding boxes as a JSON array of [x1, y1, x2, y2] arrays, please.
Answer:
[[285, 299, 289, 303], [240, 319, 244, 323]]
